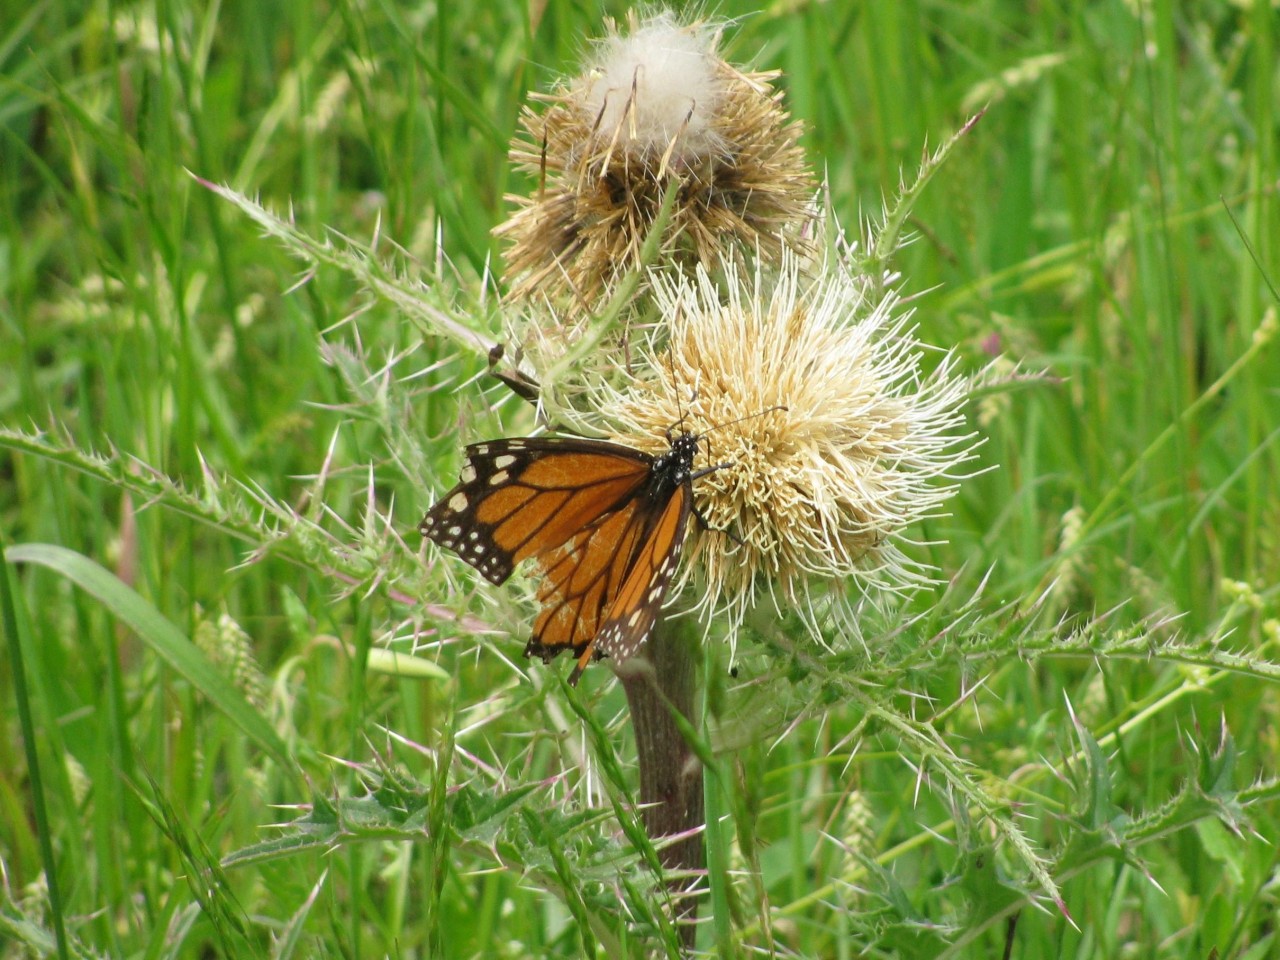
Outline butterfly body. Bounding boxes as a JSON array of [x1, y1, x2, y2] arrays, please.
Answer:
[[420, 431, 703, 684]]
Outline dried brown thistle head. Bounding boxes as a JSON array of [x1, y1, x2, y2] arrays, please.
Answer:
[[496, 11, 814, 312]]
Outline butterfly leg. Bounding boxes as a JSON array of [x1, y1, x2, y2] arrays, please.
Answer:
[[690, 498, 745, 547], [567, 642, 596, 686]]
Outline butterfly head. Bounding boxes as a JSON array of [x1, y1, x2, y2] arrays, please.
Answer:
[[653, 429, 701, 483]]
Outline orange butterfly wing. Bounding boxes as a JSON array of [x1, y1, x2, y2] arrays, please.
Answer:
[[420, 438, 652, 584], [587, 481, 691, 677], [420, 435, 697, 683], [528, 480, 691, 683]]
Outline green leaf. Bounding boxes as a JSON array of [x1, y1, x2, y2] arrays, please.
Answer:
[[271, 871, 327, 960], [949, 840, 1025, 924], [1194, 818, 1245, 887], [1072, 711, 1128, 835], [365, 646, 450, 680]]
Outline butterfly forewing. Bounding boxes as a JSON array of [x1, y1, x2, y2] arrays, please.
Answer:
[[420, 432, 702, 684], [420, 438, 652, 585]]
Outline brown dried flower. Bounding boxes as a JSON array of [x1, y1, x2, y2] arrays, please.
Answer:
[[496, 11, 814, 311]]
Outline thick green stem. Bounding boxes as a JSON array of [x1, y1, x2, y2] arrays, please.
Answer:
[[616, 615, 704, 949]]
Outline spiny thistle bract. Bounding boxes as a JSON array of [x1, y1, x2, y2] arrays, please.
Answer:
[[582, 253, 978, 651], [496, 11, 814, 311]]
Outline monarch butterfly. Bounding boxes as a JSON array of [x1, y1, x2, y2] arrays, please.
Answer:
[[419, 430, 710, 685]]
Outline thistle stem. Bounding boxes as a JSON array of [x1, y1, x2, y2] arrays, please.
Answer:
[[617, 616, 704, 949]]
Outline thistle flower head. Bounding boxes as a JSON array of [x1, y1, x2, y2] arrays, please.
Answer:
[[592, 254, 976, 648], [496, 10, 814, 310]]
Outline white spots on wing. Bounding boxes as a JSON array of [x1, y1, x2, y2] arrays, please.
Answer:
[[489, 469, 510, 486], [448, 492, 469, 512], [443, 531, 508, 583], [493, 454, 517, 469], [460, 463, 477, 483], [476, 552, 506, 581], [473, 444, 490, 455]]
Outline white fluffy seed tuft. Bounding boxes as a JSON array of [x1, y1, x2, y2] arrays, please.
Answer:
[[584, 12, 726, 161]]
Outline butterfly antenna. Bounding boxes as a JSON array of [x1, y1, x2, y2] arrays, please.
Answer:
[[666, 350, 698, 439], [691, 403, 788, 522], [701, 404, 789, 437]]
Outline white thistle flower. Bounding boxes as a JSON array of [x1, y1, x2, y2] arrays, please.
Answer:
[[589, 253, 978, 650]]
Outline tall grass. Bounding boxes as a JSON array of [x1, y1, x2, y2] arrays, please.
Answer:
[[2, 1, 1278, 957]]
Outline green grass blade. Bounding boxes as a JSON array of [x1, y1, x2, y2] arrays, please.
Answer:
[[5, 543, 298, 782], [0, 532, 69, 958]]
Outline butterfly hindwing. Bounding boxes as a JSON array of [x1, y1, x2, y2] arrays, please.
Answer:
[[588, 481, 692, 676], [525, 497, 650, 658]]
